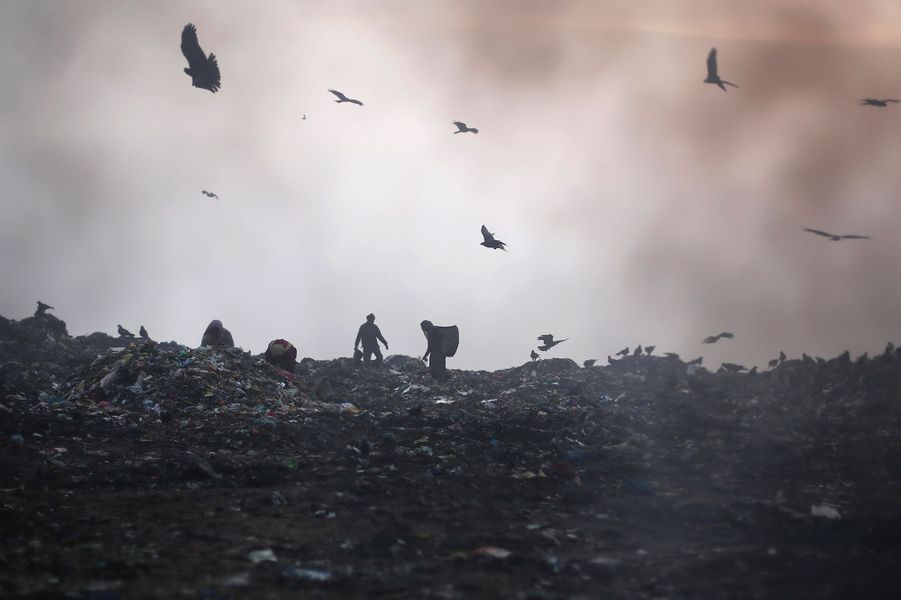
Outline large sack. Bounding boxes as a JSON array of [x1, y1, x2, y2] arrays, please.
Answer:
[[439, 325, 459, 357]]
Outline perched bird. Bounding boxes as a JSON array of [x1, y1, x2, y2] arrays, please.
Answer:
[[645, 345, 655, 355], [860, 98, 899, 107], [767, 358, 779, 369], [265, 339, 298, 371], [779, 350, 786, 363], [687, 356, 703, 366], [302, 114, 307, 120], [201, 190, 218, 199], [530, 349, 540, 362], [35, 301, 54, 316], [632, 345, 643, 357], [748, 366, 758, 375], [616, 347, 629, 357], [720, 362, 746, 373], [537, 334, 568, 352], [453, 121, 478, 134], [665, 352, 681, 360], [583, 359, 597, 368], [181, 23, 220, 93], [200, 319, 235, 347], [480, 225, 508, 251], [117, 324, 134, 337], [802, 353, 815, 365], [703, 332, 734, 344], [704, 47, 738, 91], [328, 89, 363, 106], [803, 228, 870, 241], [139, 326, 149, 340], [607, 355, 618, 365]]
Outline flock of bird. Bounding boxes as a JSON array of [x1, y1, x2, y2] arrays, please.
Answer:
[[176, 22, 881, 369]]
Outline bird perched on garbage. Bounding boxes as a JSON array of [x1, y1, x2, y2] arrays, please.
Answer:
[[616, 347, 629, 357], [201, 190, 218, 199], [767, 358, 779, 369], [704, 47, 738, 91], [530, 350, 540, 361], [607, 355, 618, 365], [117, 324, 134, 337], [200, 319, 234, 347], [702, 332, 734, 344], [480, 225, 508, 251], [779, 350, 786, 363], [583, 359, 597, 368], [803, 228, 870, 241], [860, 98, 899, 107], [34, 301, 54, 316], [265, 339, 297, 371], [632, 345, 643, 357], [328, 89, 363, 105], [453, 121, 478, 134], [181, 23, 220, 93], [139, 326, 149, 340], [688, 356, 703, 366], [665, 352, 680, 360], [645, 345, 655, 355], [537, 334, 568, 352], [720, 362, 746, 373]]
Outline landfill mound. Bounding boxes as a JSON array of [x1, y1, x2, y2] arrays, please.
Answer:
[[1, 312, 900, 598]]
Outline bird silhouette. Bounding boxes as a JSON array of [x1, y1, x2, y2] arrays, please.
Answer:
[[181, 24, 220, 93], [860, 98, 899, 107], [35, 301, 54, 316], [779, 350, 786, 362], [665, 352, 680, 360], [607, 355, 618, 365], [644, 345, 655, 355], [704, 48, 738, 92], [632, 345, 643, 357], [530, 350, 540, 361], [302, 114, 307, 120], [139, 326, 149, 340], [767, 358, 779, 369], [328, 89, 363, 106], [537, 334, 568, 352], [117, 324, 134, 337], [201, 190, 218, 199], [583, 359, 597, 367], [720, 362, 746, 373], [453, 121, 478, 134], [803, 228, 870, 241], [616, 347, 629, 356], [702, 332, 734, 344], [480, 225, 508, 251]]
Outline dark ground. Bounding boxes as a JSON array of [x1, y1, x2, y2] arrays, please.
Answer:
[[2, 312, 901, 598]]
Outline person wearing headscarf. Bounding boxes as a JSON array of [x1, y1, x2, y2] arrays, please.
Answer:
[[200, 319, 234, 347]]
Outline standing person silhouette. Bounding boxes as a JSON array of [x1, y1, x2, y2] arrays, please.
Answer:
[[354, 313, 388, 365], [421, 320, 458, 382]]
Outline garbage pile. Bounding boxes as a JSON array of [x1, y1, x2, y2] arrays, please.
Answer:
[[2, 308, 901, 598]]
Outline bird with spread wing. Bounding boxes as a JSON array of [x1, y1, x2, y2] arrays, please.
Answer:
[[702, 331, 734, 344], [804, 228, 870, 241], [328, 89, 364, 106], [181, 24, 220, 93], [537, 334, 568, 352], [860, 98, 899, 107], [453, 121, 478, 134], [704, 48, 738, 92], [480, 225, 508, 251], [201, 190, 218, 199]]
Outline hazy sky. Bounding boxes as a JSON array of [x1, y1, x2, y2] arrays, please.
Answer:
[[3, 1, 901, 370]]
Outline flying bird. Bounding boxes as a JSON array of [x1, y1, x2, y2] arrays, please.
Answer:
[[328, 89, 363, 106], [480, 225, 508, 251], [453, 121, 478, 134], [583, 359, 597, 368], [35, 301, 54, 316], [181, 23, 220, 93], [201, 190, 218, 199], [704, 48, 738, 92], [860, 98, 899, 107], [702, 332, 734, 344], [537, 334, 568, 352], [117, 324, 134, 338], [530, 350, 540, 362], [139, 326, 149, 340], [803, 228, 870, 241]]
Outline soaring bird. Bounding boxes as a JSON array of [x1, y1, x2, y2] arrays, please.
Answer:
[[702, 332, 734, 344], [201, 190, 218, 199], [117, 324, 134, 337], [583, 359, 597, 368], [860, 98, 899, 107], [530, 350, 540, 361], [328, 89, 363, 106], [480, 225, 508, 251], [616, 347, 629, 356], [453, 121, 478, 134], [181, 24, 220, 93], [704, 48, 738, 92], [537, 334, 568, 352], [139, 326, 149, 340], [35, 301, 54, 316], [803, 228, 870, 241]]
